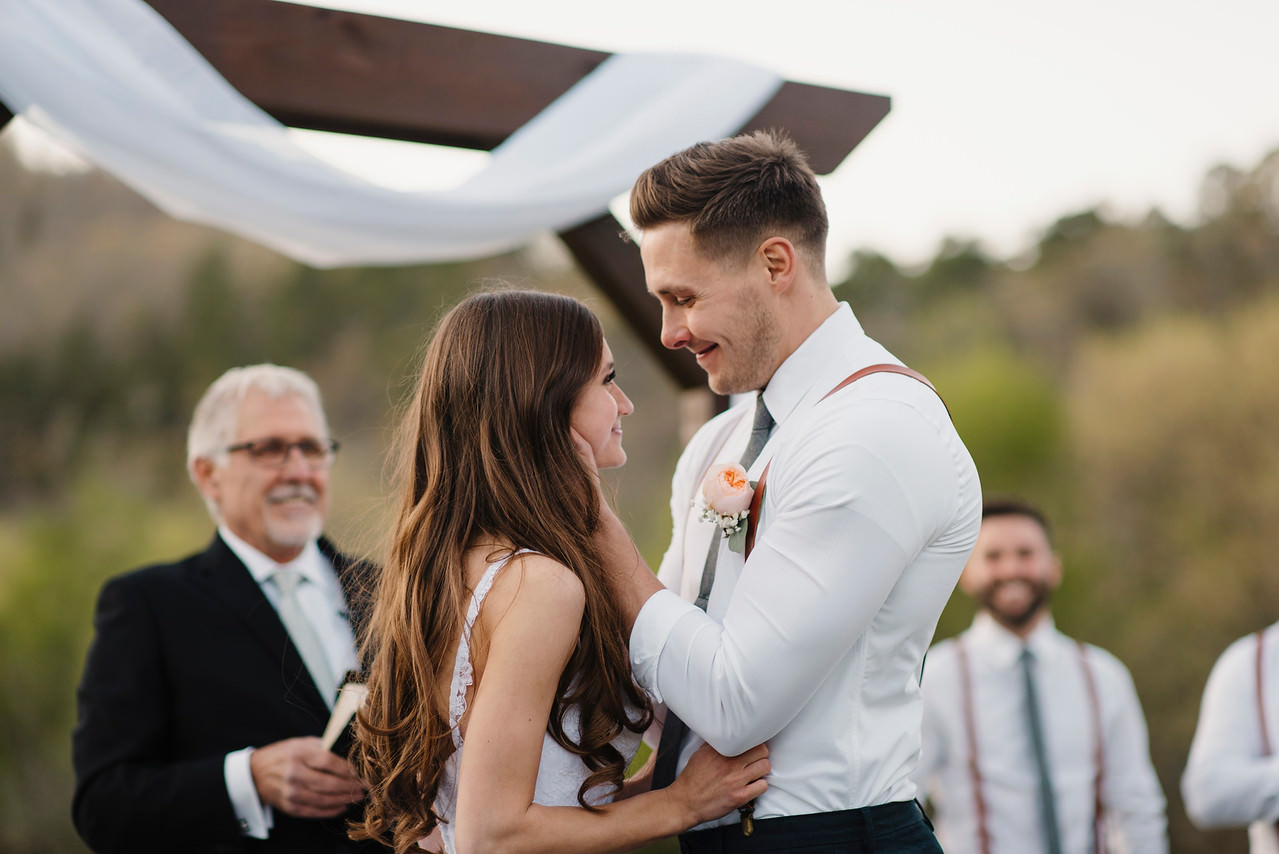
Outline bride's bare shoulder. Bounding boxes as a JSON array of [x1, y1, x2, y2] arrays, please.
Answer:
[[484, 550, 584, 623]]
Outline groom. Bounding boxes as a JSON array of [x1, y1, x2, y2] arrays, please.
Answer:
[[597, 130, 982, 852]]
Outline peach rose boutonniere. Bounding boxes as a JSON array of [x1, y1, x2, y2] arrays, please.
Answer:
[[697, 463, 755, 554]]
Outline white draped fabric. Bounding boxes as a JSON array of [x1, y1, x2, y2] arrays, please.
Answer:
[[0, 0, 783, 267]]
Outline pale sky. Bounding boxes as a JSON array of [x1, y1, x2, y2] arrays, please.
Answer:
[[15, 0, 1279, 275], [285, 0, 1279, 273]]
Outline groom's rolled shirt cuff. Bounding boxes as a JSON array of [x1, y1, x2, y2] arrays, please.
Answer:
[[631, 588, 711, 707]]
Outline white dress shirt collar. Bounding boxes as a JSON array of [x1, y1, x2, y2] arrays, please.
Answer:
[[967, 610, 1060, 669], [218, 525, 331, 591], [760, 302, 866, 427]]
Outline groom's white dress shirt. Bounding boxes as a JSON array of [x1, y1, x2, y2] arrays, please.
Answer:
[[1183, 621, 1279, 854], [915, 614, 1168, 854], [630, 303, 982, 829]]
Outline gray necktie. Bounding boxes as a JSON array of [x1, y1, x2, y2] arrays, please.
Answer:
[[693, 394, 774, 610], [653, 393, 774, 789], [272, 566, 337, 708], [1021, 646, 1064, 854]]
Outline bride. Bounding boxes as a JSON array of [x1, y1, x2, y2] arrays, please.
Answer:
[[351, 289, 768, 854]]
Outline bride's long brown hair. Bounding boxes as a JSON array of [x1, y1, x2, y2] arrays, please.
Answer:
[[350, 290, 653, 853]]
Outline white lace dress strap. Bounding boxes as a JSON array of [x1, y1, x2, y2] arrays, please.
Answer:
[[446, 549, 529, 748], [430, 547, 644, 852]]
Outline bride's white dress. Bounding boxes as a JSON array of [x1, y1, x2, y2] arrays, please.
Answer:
[[431, 551, 643, 854]]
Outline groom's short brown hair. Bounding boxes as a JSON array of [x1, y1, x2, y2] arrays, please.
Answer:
[[629, 129, 828, 276]]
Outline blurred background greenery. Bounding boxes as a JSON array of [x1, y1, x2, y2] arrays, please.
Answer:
[[3, 134, 1278, 853]]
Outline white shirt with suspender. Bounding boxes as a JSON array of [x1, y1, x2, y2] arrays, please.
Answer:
[[954, 633, 1106, 854], [1183, 624, 1279, 853], [917, 614, 1168, 853]]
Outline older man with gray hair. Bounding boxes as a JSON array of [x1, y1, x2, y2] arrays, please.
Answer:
[[72, 363, 380, 854]]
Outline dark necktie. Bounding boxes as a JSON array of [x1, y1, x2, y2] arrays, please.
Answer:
[[652, 394, 774, 789], [1021, 647, 1064, 854]]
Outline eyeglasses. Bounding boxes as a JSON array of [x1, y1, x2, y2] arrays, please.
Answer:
[[222, 437, 340, 468]]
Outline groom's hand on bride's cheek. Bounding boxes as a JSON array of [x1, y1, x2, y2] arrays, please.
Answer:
[[569, 427, 598, 473]]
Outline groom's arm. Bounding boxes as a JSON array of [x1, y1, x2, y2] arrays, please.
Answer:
[[599, 410, 716, 630], [620, 394, 974, 755], [598, 508, 664, 630]]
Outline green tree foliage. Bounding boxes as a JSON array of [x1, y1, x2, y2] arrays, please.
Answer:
[[1064, 298, 1279, 852], [931, 345, 1063, 500], [3, 132, 1279, 853], [0, 481, 210, 854]]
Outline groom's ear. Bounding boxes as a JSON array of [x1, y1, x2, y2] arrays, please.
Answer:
[[757, 237, 798, 295]]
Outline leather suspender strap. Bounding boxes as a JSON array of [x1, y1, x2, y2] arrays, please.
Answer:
[[744, 363, 945, 558], [956, 637, 1107, 854], [1076, 641, 1107, 854], [818, 363, 947, 413], [1258, 629, 1272, 757], [956, 637, 993, 854], [1255, 630, 1279, 834]]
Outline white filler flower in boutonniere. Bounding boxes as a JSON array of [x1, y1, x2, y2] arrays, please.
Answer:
[[697, 463, 755, 554]]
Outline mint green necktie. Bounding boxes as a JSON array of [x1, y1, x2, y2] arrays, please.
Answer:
[[272, 566, 337, 708]]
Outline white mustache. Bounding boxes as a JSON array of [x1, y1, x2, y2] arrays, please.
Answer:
[[266, 485, 319, 505]]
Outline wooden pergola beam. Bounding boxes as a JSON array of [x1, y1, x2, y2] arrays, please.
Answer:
[[144, 0, 889, 387], [143, 0, 888, 173], [11, 0, 889, 389]]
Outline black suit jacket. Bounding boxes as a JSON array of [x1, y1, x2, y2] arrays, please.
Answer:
[[72, 534, 384, 854]]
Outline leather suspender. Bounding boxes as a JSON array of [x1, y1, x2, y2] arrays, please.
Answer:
[[956, 637, 1107, 854], [744, 363, 943, 557], [956, 638, 994, 854], [1255, 629, 1279, 835], [1077, 641, 1108, 854], [1258, 629, 1271, 756]]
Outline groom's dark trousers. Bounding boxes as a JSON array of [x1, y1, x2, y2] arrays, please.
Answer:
[[678, 800, 942, 854]]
